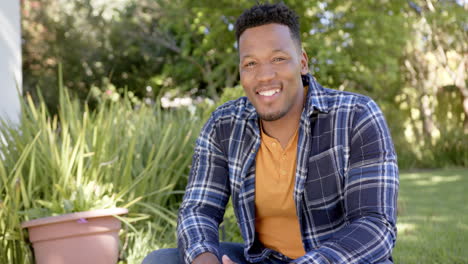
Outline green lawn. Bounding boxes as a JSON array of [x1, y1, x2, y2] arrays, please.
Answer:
[[393, 168, 468, 264]]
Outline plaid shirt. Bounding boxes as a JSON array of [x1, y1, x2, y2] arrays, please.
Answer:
[[177, 74, 399, 264]]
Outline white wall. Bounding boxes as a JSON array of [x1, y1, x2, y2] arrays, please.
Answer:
[[0, 1, 22, 125]]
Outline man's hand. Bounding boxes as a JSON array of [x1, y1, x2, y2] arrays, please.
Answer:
[[192, 252, 219, 264], [192, 253, 238, 264], [222, 255, 237, 264]]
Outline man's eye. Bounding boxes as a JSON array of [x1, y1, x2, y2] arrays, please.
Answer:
[[244, 61, 256, 67], [273, 57, 286, 62]]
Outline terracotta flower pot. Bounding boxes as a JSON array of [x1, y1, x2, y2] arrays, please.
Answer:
[[21, 208, 128, 264]]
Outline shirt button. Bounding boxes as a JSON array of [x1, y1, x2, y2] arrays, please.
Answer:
[[272, 142, 276, 147], [281, 170, 287, 175]]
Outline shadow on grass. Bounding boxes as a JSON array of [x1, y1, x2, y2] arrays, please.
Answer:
[[394, 168, 468, 264]]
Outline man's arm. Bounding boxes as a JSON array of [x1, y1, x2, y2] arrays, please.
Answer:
[[295, 99, 399, 264], [177, 114, 231, 264]]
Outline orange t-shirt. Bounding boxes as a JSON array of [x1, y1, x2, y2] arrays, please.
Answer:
[[254, 124, 305, 259]]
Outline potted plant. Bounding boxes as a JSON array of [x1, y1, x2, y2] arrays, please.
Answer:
[[22, 208, 128, 264], [20, 181, 128, 264]]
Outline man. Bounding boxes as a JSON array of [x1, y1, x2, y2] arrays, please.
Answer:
[[143, 3, 398, 264]]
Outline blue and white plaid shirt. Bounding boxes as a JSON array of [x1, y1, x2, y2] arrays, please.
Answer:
[[177, 74, 399, 264]]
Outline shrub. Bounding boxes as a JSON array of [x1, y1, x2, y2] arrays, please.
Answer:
[[0, 84, 201, 263]]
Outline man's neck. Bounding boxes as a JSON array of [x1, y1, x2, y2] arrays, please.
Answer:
[[261, 103, 304, 149]]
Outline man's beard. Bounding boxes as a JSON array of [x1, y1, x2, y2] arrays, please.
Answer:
[[257, 107, 289, 122]]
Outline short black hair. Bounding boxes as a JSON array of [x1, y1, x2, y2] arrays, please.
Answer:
[[234, 2, 301, 47]]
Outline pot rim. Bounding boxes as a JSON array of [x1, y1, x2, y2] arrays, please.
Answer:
[[21, 208, 128, 228]]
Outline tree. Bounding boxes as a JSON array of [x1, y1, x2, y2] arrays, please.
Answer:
[[403, 0, 467, 139]]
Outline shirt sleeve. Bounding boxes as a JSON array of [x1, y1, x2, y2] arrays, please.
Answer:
[[177, 114, 231, 264], [294, 99, 399, 264]]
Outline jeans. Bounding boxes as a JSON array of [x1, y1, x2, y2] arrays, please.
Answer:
[[141, 242, 288, 264], [142, 242, 395, 264]]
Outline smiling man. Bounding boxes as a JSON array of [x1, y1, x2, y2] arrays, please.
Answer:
[[143, 3, 398, 264]]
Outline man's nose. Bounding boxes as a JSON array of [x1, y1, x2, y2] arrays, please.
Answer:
[[256, 63, 276, 82]]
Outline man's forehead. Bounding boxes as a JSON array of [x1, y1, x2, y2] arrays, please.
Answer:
[[238, 25, 301, 58], [239, 24, 294, 46], [239, 23, 291, 39], [240, 48, 289, 59]]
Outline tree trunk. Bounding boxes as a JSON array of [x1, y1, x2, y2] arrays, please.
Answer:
[[454, 56, 468, 133], [418, 92, 436, 140], [463, 97, 468, 133]]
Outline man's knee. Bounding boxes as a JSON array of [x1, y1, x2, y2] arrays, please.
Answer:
[[142, 248, 179, 264]]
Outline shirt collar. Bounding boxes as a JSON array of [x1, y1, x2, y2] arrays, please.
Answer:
[[303, 74, 330, 115]]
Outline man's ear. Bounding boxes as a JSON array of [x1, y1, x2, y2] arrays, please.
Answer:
[[300, 49, 309, 75]]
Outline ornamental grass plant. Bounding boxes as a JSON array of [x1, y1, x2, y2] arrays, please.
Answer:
[[0, 79, 201, 263]]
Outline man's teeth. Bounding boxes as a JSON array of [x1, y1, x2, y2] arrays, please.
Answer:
[[258, 89, 280, 96]]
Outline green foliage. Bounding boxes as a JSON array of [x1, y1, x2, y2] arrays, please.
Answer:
[[21, 1, 467, 172], [218, 85, 245, 103], [198, 85, 245, 120], [220, 200, 243, 244], [424, 129, 468, 168], [0, 83, 201, 263], [303, 0, 409, 98]]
